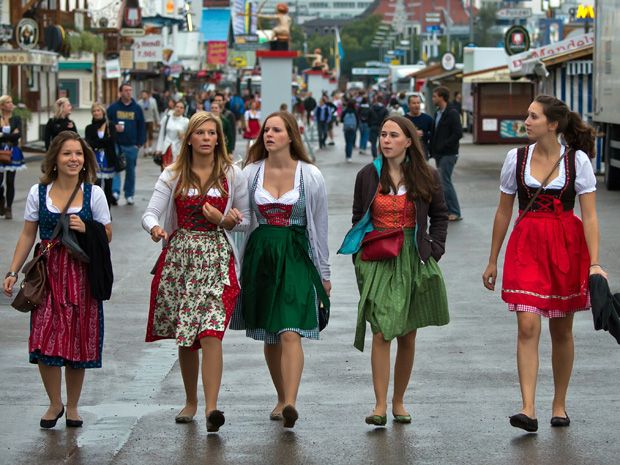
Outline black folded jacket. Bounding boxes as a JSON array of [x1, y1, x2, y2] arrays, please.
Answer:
[[589, 274, 620, 345], [76, 220, 114, 301]]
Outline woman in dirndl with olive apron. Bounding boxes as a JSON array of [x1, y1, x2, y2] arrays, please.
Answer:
[[339, 116, 450, 427]]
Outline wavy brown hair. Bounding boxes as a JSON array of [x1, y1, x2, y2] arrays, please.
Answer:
[[41, 131, 98, 185], [171, 111, 233, 197], [534, 95, 596, 158], [244, 111, 313, 166], [379, 116, 439, 203]]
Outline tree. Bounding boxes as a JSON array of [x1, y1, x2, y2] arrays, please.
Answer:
[[473, 4, 503, 47]]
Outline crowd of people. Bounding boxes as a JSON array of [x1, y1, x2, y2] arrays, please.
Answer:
[[1, 89, 609, 439]]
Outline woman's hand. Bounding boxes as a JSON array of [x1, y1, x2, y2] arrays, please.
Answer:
[[482, 263, 497, 291], [589, 264, 608, 280], [69, 214, 86, 233], [202, 202, 224, 225], [150, 225, 169, 243], [225, 208, 244, 226], [322, 280, 332, 297], [3, 276, 17, 297]]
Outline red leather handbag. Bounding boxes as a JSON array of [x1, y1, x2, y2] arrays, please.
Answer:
[[361, 228, 404, 261]]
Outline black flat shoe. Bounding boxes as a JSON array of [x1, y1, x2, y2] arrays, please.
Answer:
[[509, 413, 538, 432], [66, 416, 83, 428], [550, 412, 570, 427], [40, 406, 65, 429], [282, 405, 299, 428], [206, 410, 225, 433]]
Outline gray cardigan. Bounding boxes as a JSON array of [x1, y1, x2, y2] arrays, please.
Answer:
[[242, 160, 331, 281]]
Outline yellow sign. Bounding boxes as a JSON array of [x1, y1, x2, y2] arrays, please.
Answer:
[[576, 5, 595, 19], [120, 49, 133, 69], [231, 56, 247, 68], [391, 59, 400, 65]]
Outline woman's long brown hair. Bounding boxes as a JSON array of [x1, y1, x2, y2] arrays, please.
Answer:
[[244, 111, 313, 166], [40, 131, 98, 185], [379, 116, 439, 203], [172, 111, 233, 196]]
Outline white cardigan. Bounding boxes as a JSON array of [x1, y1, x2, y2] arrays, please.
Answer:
[[141, 164, 250, 279], [243, 160, 331, 281]]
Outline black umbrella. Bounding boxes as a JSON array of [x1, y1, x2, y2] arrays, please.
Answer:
[[589, 274, 620, 345]]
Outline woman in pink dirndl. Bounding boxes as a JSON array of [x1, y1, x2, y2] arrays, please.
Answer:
[[483, 95, 608, 432]]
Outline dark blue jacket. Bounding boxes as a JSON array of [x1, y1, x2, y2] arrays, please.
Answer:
[[405, 112, 434, 155], [107, 98, 146, 146]]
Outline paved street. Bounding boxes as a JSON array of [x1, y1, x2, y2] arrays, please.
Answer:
[[1, 128, 619, 465]]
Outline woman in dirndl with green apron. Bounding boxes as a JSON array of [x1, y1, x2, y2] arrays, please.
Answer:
[[339, 116, 450, 427], [233, 111, 330, 429]]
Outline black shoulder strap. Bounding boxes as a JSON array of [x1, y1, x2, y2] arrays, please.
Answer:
[[50, 182, 82, 240]]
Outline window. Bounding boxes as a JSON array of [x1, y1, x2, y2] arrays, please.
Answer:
[[58, 79, 80, 107], [309, 2, 329, 7], [333, 2, 355, 7]]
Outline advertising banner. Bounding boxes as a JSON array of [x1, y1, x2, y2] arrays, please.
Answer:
[[207, 41, 227, 65]]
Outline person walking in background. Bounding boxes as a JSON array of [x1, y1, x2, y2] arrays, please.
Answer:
[[388, 98, 405, 117], [213, 92, 237, 155], [138, 90, 160, 157], [404, 94, 434, 159], [235, 111, 331, 429], [358, 97, 371, 155], [85, 103, 118, 206], [44, 97, 78, 150], [0, 95, 25, 220], [243, 100, 262, 151], [143, 112, 249, 433], [368, 95, 389, 159], [155, 100, 189, 168], [326, 95, 338, 146], [3, 131, 112, 429], [107, 83, 146, 206], [303, 92, 317, 126], [430, 86, 463, 221], [483, 95, 607, 433], [314, 95, 332, 150], [339, 116, 449, 427], [341, 100, 358, 163], [210, 101, 235, 156]]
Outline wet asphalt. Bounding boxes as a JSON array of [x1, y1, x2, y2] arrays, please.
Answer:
[[1, 127, 619, 465]]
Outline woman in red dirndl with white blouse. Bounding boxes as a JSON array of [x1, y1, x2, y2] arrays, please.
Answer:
[[483, 95, 608, 433]]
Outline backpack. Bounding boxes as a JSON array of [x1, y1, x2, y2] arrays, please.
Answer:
[[343, 111, 357, 130]]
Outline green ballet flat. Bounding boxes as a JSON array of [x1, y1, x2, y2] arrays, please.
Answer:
[[393, 414, 412, 424], [365, 414, 387, 426]]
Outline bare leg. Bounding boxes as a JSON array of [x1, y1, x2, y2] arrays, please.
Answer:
[[264, 343, 285, 414], [65, 367, 85, 420], [38, 363, 64, 419], [200, 337, 223, 414], [516, 312, 541, 418], [280, 332, 304, 406], [392, 331, 416, 416], [370, 332, 391, 416], [549, 314, 575, 418], [178, 346, 199, 417]]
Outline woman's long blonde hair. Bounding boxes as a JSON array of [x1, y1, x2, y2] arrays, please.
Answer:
[[172, 111, 233, 197], [54, 97, 71, 119]]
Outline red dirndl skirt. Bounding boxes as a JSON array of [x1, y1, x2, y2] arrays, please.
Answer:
[[502, 203, 590, 313], [243, 118, 261, 140]]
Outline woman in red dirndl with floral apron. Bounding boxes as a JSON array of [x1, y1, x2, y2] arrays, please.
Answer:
[[483, 95, 608, 433]]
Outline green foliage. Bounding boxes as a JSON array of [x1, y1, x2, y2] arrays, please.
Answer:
[[13, 105, 32, 123], [67, 31, 105, 54], [474, 3, 503, 47]]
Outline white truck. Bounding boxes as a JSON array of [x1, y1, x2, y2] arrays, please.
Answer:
[[593, 0, 620, 189]]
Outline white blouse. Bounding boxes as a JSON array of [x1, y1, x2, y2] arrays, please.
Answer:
[[24, 183, 111, 225], [254, 160, 301, 205], [156, 112, 189, 160], [500, 144, 596, 196]]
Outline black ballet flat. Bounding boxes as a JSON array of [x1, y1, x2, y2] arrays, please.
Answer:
[[206, 410, 225, 433], [550, 412, 570, 427], [66, 416, 84, 428], [282, 405, 299, 428], [509, 413, 538, 432], [40, 406, 65, 429]]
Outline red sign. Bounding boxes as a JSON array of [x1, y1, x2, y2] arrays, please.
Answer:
[[207, 41, 227, 66]]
